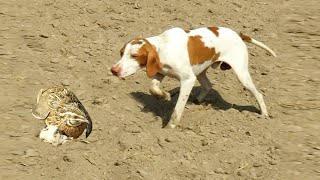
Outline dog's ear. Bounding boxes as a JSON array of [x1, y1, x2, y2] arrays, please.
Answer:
[[146, 46, 162, 78]]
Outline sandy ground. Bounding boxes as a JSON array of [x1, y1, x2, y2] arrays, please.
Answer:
[[0, 0, 319, 179]]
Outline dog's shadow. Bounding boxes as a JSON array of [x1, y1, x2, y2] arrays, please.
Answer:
[[130, 86, 260, 127]]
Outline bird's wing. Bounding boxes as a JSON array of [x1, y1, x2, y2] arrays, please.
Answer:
[[32, 89, 51, 120], [32, 107, 50, 120]]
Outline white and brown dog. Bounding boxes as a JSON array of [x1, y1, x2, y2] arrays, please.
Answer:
[[111, 26, 276, 128]]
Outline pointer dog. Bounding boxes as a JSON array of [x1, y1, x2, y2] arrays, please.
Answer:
[[111, 26, 276, 128]]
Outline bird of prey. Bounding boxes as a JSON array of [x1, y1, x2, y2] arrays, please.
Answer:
[[32, 85, 92, 144]]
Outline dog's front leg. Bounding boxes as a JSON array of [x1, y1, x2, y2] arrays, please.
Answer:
[[167, 75, 196, 128], [149, 73, 171, 101]]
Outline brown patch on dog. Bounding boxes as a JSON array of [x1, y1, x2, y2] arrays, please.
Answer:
[[187, 35, 220, 65], [134, 43, 148, 66], [207, 26, 219, 37], [184, 29, 190, 33], [120, 39, 144, 57], [131, 39, 162, 78], [239, 33, 252, 42], [212, 52, 221, 62]]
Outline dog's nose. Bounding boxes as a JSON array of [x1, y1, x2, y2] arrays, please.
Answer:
[[111, 66, 120, 76]]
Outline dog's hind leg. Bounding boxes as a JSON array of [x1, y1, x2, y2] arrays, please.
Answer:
[[236, 68, 268, 116], [196, 69, 212, 103], [227, 48, 269, 116]]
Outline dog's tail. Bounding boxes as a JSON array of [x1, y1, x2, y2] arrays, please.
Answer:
[[239, 33, 277, 57]]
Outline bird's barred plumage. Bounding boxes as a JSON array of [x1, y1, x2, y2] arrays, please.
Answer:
[[32, 85, 92, 139]]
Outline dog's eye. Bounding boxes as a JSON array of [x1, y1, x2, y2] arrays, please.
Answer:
[[131, 54, 139, 58]]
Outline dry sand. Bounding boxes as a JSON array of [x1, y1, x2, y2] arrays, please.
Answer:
[[0, 0, 319, 179]]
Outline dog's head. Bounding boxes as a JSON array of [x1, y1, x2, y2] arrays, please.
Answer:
[[111, 38, 162, 78]]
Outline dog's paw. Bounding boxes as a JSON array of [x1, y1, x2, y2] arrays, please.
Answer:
[[164, 111, 180, 129], [261, 110, 269, 117], [150, 90, 171, 101], [164, 122, 177, 129], [161, 91, 171, 101]]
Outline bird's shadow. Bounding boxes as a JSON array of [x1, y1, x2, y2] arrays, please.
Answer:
[[129, 86, 260, 127]]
